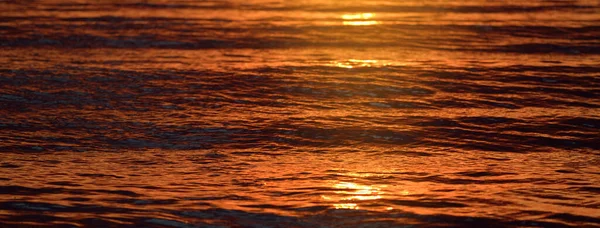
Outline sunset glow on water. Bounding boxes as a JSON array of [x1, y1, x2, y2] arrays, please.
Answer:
[[0, 0, 599, 227]]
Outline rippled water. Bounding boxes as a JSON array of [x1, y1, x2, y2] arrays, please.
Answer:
[[1, 0, 600, 227]]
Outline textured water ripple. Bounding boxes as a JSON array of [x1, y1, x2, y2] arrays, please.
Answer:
[[1, 0, 600, 227]]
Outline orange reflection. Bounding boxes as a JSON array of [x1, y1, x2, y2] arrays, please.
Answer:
[[333, 62, 354, 69], [342, 13, 379, 26], [329, 59, 388, 68], [322, 182, 383, 210], [334, 182, 383, 200], [342, 13, 374, 20], [334, 203, 359, 210], [343, 21, 379, 26]]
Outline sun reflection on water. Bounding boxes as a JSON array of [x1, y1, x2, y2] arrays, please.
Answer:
[[329, 59, 389, 68], [342, 13, 374, 20], [322, 182, 384, 210], [334, 203, 359, 210], [341, 13, 379, 26], [343, 21, 379, 26]]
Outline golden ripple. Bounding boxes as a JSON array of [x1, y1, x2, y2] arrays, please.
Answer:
[[329, 59, 390, 68], [343, 21, 379, 26], [342, 13, 374, 20], [333, 203, 359, 209], [342, 13, 379, 26], [322, 182, 384, 210]]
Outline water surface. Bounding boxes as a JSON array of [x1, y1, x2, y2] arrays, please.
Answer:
[[1, 0, 599, 227]]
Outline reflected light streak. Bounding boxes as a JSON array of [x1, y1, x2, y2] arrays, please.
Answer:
[[329, 59, 385, 68], [334, 182, 382, 200], [343, 21, 379, 26], [334, 203, 359, 210], [341, 13, 379, 26], [342, 13, 374, 20], [334, 62, 354, 68], [322, 182, 383, 210]]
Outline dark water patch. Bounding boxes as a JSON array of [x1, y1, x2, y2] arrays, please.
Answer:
[[560, 117, 600, 129], [413, 118, 460, 127], [0, 16, 57, 22], [231, 151, 282, 156], [537, 87, 600, 99], [469, 25, 600, 40], [292, 205, 331, 212], [203, 150, 227, 158], [0, 163, 20, 168], [112, 198, 178, 206], [490, 97, 600, 109], [0, 186, 79, 195], [431, 82, 557, 98], [283, 85, 435, 99], [494, 75, 600, 89], [0, 35, 221, 49], [63, 197, 91, 202], [487, 43, 600, 54], [483, 156, 511, 161], [0, 200, 150, 217], [143, 218, 195, 228], [178, 208, 314, 227], [77, 173, 124, 179], [419, 126, 600, 152], [183, 195, 255, 201], [240, 203, 298, 210], [488, 65, 600, 74], [500, 121, 596, 137], [46, 181, 82, 187], [555, 169, 579, 174], [569, 187, 600, 194], [0, 214, 65, 226], [413, 214, 574, 228], [385, 199, 467, 208], [455, 196, 515, 206], [0, 201, 68, 211], [93, 189, 142, 197], [459, 117, 517, 125], [455, 171, 516, 178], [408, 176, 547, 185], [545, 213, 600, 225], [0, 185, 143, 198], [174, 207, 585, 227], [292, 127, 417, 145]]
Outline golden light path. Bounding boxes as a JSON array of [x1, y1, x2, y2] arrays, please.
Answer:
[[329, 59, 391, 68], [342, 13, 379, 26], [343, 21, 379, 26], [321, 182, 386, 210], [342, 13, 374, 20]]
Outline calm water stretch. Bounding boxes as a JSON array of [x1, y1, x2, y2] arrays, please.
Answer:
[[1, 0, 600, 227]]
